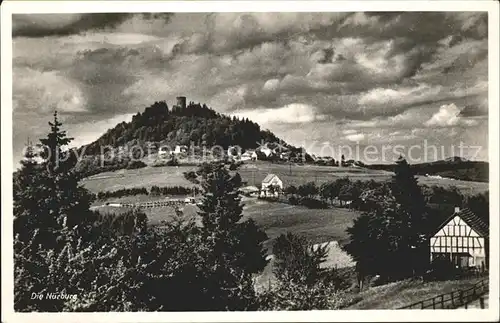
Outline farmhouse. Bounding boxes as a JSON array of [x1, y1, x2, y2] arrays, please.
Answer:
[[260, 174, 283, 197], [430, 207, 489, 270], [260, 146, 274, 158], [173, 145, 188, 154], [280, 151, 291, 160], [241, 150, 255, 161], [158, 146, 171, 156]]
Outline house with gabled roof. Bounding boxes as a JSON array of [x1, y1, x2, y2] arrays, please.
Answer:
[[260, 173, 283, 197], [241, 149, 257, 161], [430, 207, 489, 270]]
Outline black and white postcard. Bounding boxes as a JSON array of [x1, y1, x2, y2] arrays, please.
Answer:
[[1, 1, 499, 322]]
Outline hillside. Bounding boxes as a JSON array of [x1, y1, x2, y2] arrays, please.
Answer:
[[365, 158, 489, 182], [74, 99, 307, 176], [81, 100, 291, 155], [346, 277, 486, 309]]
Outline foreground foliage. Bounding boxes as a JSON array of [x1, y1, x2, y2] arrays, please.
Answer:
[[14, 113, 270, 311]]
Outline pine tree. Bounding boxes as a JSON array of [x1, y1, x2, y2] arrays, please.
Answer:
[[197, 163, 268, 309], [14, 112, 99, 311], [13, 139, 47, 238], [392, 159, 428, 240], [390, 156, 430, 276], [14, 111, 95, 247]]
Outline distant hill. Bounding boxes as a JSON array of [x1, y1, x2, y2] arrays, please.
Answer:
[[365, 157, 488, 182], [74, 100, 308, 176], [80, 100, 294, 155]]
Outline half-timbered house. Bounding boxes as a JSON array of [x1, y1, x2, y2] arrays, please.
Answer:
[[430, 207, 489, 270]]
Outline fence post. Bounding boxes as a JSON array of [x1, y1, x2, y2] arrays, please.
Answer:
[[459, 291, 464, 307], [479, 297, 485, 309], [432, 297, 436, 309]]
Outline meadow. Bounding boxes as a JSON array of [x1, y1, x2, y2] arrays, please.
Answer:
[[81, 161, 489, 195], [86, 161, 488, 295], [93, 196, 361, 251], [93, 196, 360, 288], [84, 160, 488, 264], [241, 198, 360, 248]]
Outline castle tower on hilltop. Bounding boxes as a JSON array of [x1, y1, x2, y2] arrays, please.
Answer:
[[176, 96, 187, 109]]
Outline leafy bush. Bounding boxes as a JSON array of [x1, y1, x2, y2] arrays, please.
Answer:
[[229, 161, 244, 171], [257, 281, 360, 310], [93, 210, 148, 236], [288, 195, 299, 205], [151, 159, 170, 167], [297, 182, 318, 198], [126, 160, 147, 169], [272, 233, 328, 285], [343, 157, 431, 285], [97, 187, 149, 200], [283, 185, 298, 196], [150, 185, 199, 196], [183, 171, 199, 184], [300, 197, 328, 209], [258, 232, 353, 310]]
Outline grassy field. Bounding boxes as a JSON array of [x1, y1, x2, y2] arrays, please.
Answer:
[[94, 195, 360, 291], [81, 161, 489, 195], [346, 276, 487, 309], [237, 162, 392, 187], [82, 166, 197, 192], [85, 161, 489, 308], [93, 196, 360, 250], [241, 198, 360, 249]]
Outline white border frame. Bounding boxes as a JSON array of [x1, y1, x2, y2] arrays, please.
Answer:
[[1, 1, 499, 322]]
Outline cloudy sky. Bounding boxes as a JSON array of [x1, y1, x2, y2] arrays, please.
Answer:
[[12, 12, 488, 164]]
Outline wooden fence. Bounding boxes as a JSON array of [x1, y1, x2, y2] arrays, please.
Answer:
[[400, 279, 488, 309], [121, 200, 187, 209]]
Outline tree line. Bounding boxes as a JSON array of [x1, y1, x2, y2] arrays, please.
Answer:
[[95, 185, 201, 200], [278, 177, 487, 217]]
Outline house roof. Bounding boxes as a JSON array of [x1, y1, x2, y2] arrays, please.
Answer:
[[434, 208, 489, 238], [262, 173, 280, 184]]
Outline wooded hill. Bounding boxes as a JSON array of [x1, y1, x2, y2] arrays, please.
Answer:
[[73, 100, 307, 176], [80, 100, 293, 155]]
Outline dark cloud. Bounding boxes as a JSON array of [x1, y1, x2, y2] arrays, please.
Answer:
[[443, 47, 488, 73], [318, 48, 334, 64], [12, 13, 173, 38], [459, 104, 488, 117], [11, 12, 489, 164]]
